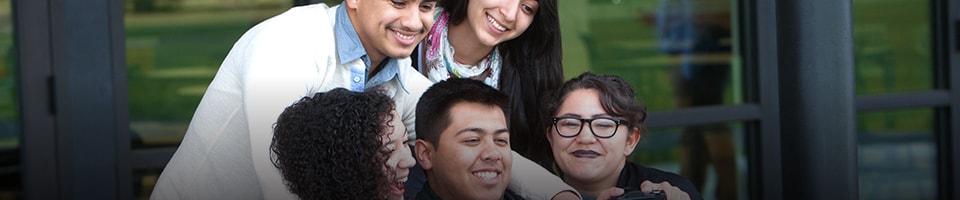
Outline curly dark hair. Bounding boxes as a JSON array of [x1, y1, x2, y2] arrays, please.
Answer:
[[544, 72, 648, 133], [271, 88, 397, 200]]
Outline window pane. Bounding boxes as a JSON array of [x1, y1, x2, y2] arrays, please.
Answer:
[[858, 109, 936, 199], [125, 0, 291, 148], [134, 169, 163, 199], [560, 0, 742, 112], [0, 0, 18, 198], [631, 122, 748, 200], [853, 0, 933, 94], [126, 1, 292, 198]]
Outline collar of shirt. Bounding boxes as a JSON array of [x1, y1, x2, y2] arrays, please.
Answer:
[[334, 5, 409, 94], [334, 5, 366, 66], [367, 58, 411, 93]]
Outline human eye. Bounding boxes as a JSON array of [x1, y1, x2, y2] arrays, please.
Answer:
[[559, 119, 581, 128], [595, 121, 616, 128], [420, 1, 436, 12], [463, 138, 480, 145], [593, 118, 618, 128], [391, 0, 407, 8], [521, 1, 538, 14], [495, 137, 510, 146]]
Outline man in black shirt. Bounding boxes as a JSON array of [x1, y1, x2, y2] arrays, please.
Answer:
[[413, 78, 525, 200]]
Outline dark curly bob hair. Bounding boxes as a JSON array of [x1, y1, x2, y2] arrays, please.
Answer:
[[543, 72, 648, 133], [271, 88, 397, 200]]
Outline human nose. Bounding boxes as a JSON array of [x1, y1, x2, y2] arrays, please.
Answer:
[[402, 6, 425, 33], [398, 145, 416, 169], [500, 0, 520, 22], [575, 123, 598, 144], [479, 140, 503, 161]]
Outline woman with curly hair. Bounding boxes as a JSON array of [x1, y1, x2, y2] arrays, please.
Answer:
[[271, 88, 415, 200]]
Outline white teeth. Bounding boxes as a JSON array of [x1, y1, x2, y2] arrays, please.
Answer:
[[395, 31, 414, 40], [487, 15, 506, 31], [473, 171, 498, 179]]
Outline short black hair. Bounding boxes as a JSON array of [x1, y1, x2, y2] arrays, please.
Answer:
[[415, 78, 510, 146], [271, 88, 396, 200]]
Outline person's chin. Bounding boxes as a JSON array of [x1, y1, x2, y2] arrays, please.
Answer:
[[385, 194, 403, 200], [475, 188, 507, 200], [383, 50, 413, 59], [386, 44, 418, 57]]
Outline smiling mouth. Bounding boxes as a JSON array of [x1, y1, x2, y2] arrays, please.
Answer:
[[394, 30, 415, 40], [390, 177, 407, 196], [473, 171, 499, 180], [486, 14, 506, 32], [572, 150, 600, 158]]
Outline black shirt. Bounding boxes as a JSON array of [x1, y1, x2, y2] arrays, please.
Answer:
[[415, 181, 525, 200], [615, 161, 702, 200], [577, 161, 703, 200]]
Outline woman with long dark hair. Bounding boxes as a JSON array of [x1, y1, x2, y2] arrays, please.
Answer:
[[419, 0, 563, 170]]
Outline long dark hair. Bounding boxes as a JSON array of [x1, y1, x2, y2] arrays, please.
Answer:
[[438, 0, 564, 168]]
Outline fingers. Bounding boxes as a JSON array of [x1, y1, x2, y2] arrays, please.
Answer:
[[640, 180, 691, 200], [639, 180, 660, 193]]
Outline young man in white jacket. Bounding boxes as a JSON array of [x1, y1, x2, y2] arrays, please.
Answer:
[[151, 1, 578, 199]]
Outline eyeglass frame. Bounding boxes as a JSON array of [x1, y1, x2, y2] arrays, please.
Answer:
[[551, 116, 626, 138]]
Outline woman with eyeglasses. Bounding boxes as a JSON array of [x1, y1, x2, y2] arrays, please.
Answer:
[[543, 72, 702, 200]]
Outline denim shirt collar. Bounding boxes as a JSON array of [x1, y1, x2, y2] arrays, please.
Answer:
[[367, 59, 407, 93], [334, 5, 366, 66]]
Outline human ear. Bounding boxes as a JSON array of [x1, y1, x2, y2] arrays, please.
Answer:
[[415, 139, 434, 170], [624, 127, 641, 156], [345, 0, 359, 9], [545, 127, 554, 143]]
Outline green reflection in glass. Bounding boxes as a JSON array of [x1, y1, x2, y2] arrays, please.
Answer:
[[853, 0, 932, 94], [631, 122, 747, 200], [559, 0, 740, 112], [0, 0, 20, 198], [125, 1, 291, 148], [0, 0, 18, 150], [857, 109, 936, 199]]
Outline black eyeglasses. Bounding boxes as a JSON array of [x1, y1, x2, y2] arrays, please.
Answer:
[[552, 116, 625, 138]]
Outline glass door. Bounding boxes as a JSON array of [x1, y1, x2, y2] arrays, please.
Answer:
[[0, 0, 19, 198], [124, 0, 293, 198]]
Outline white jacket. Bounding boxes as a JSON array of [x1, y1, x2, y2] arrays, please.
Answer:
[[151, 4, 432, 199], [152, 4, 574, 200]]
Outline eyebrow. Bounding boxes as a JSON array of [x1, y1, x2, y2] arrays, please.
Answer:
[[391, 130, 413, 144], [558, 112, 616, 118], [455, 127, 510, 136]]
